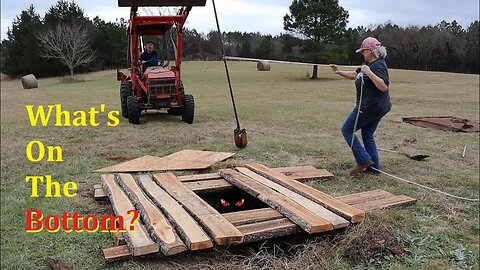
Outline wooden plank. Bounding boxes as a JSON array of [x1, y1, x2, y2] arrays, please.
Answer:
[[94, 188, 107, 201], [178, 173, 222, 182], [273, 166, 317, 173], [112, 232, 126, 246], [103, 245, 132, 262], [219, 169, 333, 234], [273, 166, 334, 181], [138, 175, 213, 251], [237, 218, 302, 243], [177, 166, 333, 187], [282, 169, 334, 182], [183, 179, 235, 193], [246, 163, 365, 223], [95, 150, 235, 173], [237, 167, 349, 229], [152, 173, 243, 245], [336, 189, 394, 205], [223, 208, 284, 226], [351, 195, 417, 211], [101, 175, 159, 256], [224, 191, 416, 228], [117, 173, 187, 256]]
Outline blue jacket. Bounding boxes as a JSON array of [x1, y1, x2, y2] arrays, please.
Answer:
[[139, 50, 159, 71]]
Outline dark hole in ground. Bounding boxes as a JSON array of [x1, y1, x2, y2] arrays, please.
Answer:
[[197, 187, 268, 214]]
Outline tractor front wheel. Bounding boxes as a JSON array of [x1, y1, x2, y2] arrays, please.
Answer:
[[127, 96, 140, 124], [120, 81, 132, 118], [182, 94, 194, 124]]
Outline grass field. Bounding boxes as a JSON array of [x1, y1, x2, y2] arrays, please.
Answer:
[[1, 61, 479, 269]]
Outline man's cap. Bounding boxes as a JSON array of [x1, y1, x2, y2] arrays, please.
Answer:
[[146, 40, 154, 45], [355, 37, 381, 53]]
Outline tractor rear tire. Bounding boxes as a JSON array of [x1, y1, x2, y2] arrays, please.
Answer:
[[127, 96, 140, 124], [182, 94, 194, 124], [120, 81, 132, 118]]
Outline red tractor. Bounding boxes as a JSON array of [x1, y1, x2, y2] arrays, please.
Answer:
[[116, 0, 206, 124]]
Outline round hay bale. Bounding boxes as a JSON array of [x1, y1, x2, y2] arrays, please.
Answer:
[[21, 74, 38, 89], [256, 61, 271, 71]]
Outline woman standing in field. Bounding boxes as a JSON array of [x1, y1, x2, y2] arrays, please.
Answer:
[[330, 37, 391, 174]]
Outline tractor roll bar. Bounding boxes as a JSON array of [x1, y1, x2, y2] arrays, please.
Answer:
[[118, 0, 206, 7]]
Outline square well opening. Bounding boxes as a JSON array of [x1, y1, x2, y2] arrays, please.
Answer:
[[197, 187, 268, 214]]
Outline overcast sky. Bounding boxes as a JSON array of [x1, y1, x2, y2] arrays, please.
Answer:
[[1, 0, 479, 41]]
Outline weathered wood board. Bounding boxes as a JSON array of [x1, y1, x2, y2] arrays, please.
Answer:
[[336, 189, 394, 205], [101, 175, 159, 256], [95, 150, 235, 173], [103, 245, 132, 262], [236, 167, 349, 229], [237, 218, 302, 243], [223, 208, 284, 226], [138, 175, 213, 251], [94, 184, 107, 201], [183, 179, 234, 193], [335, 189, 417, 210], [177, 165, 334, 183], [177, 173, 221, 182], [349, 195, 417, 211], [220, 169, 334, 234], [117, 173, 187, 255], [246, 163, 365, 223], [153, 173, 244, 245], [272, 166, 334, 181]]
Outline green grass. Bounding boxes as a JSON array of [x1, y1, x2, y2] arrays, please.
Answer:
[[1, 62, 479, 269]]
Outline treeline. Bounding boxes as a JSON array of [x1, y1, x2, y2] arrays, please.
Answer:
[[1, 1, 478, 78], [0, 2, 127, 77], [191, 20, 479, 74]]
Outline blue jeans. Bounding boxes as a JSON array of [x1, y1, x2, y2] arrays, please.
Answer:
[[341, 108, 387, 169]]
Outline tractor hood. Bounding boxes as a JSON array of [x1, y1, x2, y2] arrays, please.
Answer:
[[144, 67, 175, 80]]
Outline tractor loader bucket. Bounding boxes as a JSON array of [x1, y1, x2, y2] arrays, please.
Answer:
[[118, 0, 206, 7]]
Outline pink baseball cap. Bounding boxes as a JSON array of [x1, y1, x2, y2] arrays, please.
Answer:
[[356, 37, 381, 53]]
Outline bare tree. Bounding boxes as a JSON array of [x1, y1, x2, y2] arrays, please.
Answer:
[[37, 23, 94, 78]]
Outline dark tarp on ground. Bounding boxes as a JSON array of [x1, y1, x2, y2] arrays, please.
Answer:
[[402, 116, 480, 133]]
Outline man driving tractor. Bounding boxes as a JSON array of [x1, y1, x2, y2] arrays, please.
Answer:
[[139, 40, 159, 71]]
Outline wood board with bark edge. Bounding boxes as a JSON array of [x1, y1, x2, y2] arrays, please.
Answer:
[[245, 163, 365, 223], [152, 172, 244, 245], [138, 175, 213, 251], [101, 174, 159, 256], [116, 173, 187, 255], [219, 169, 334, 234]]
